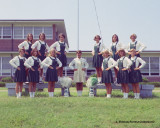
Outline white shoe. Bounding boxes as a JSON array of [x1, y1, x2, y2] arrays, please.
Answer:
[[125, 93, 128, 99], [32, 92, 35, 97], [106, 94, 111, 98], [49, 92, 54, 97], [19, 92, 22, 98], [136, 93, 140, 99], [134, 93, 137, 99], [77, 91, 82, 96], [16, 93, 19, 98]]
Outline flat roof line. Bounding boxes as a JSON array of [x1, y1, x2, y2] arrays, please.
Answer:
[[0, 19, 64, 22]]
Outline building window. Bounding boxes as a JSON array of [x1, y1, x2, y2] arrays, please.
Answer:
[[3, 26, 12, 39], [44, 27, 53, 39], [0, 26, 53, 39], [141, 57, 149, 75], [34, 27, 43, 39], [24, 27, 33, 38], [13, 27, 23, 39], [150, 57, 159, 75], [1, 57, 12, 76]]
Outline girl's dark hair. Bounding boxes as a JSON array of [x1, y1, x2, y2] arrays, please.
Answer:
[[19, 48, 25, 53], [112, 34, 119, 42], [94, 35, 101, 41], [26, 33, 33, 43], [58, 33, 65, 39], [118, 49, 126, 57], [76, 50, 82, 54], [39, 33, 46, 40], [31, 49, 38, 57]]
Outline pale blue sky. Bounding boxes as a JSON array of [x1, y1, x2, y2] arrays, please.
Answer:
[[0, 0, 160, 51]]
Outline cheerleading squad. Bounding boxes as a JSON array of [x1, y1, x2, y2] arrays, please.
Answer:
[[9, 33, 146, 99]]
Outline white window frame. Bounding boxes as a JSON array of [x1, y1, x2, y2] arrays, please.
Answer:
[[0, 26, 12, 39]]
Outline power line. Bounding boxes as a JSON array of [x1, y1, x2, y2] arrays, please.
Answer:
[[92, 0, 103, 43]]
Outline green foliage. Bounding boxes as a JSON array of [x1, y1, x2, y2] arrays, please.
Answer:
[[71, 82, 86, 87], [0, 82, 5, 87], [142, 77, 149, 82], [89, 74, 97, 78], [1, 77, 14, 83]]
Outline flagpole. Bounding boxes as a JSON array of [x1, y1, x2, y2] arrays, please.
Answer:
[[77, 0, 79, 50]]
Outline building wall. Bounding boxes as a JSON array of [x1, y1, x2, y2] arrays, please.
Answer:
[[0, 24, 56, 51]]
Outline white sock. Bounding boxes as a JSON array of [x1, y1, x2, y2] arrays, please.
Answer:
[[98, 77, 101, 83], [107, 94, 111, 98], [125, 93, 128, 99], [77, 91, 82, 96], [134, 93, 137, 98], [16, 93, 19, 98], [33, 92, 35, 97], [51, 92, 54, 97], [29, 92, 32, 98], [19, 92, 22, 98], [49, 92, 54, 97], [123, 93, 126, 98], [137, 93, 140, 99]]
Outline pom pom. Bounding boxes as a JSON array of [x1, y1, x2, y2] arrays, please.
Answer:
[[86, 77, 98, 88], [59, 77, 72, 88]]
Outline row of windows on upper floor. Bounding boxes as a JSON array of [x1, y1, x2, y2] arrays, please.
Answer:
[[0, 26, 53, 39]]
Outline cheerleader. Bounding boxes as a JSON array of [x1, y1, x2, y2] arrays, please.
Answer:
[[109, 34, 123, 81], [129, 49, 146, 99], [49, 33, 69, 78], [126, 34, 146, 58], [69, 50, 89, 96], [24, 49, 42, 98], [115, 49, 132, 99], [102, 50, 117, 98], [41, 48, 62, 97], [31, 33, 49, 83], [18, 33, 33, 58], [9, 49, 26, 98], [92, 35, 106, 83]]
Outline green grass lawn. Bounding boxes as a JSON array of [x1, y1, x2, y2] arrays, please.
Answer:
[[0, 87, 160, 128]]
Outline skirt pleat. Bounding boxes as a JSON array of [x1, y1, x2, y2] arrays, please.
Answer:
[[129, 70, 142, 83], [57, 54, 67, 67], [28, 69, 39, 83], [14, 69, 26, 82], [45, 68, 58, 82], [92, 54, 103, 68], [102, 70, 113, 83], [117, 70, 129, 84]]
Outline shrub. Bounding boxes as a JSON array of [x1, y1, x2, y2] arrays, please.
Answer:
[[0, 82, 5, 87], [1, 77, 14, 83], [140, 82, 160, 87], [89, 74, 97, 78], [142, 77, 149, 82]]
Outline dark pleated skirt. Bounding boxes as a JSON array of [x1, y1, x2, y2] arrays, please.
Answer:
[[129, 70, 142, 83], [28, 69, 39, 83], [92, 54, 103, 68], [102, 70, 113, 83], [57, 53, 67, 67], [45, 68, 58, 82], [117, 70, 129, 84], [112, 53, 120, 61], [14, 69, 26, 82]]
